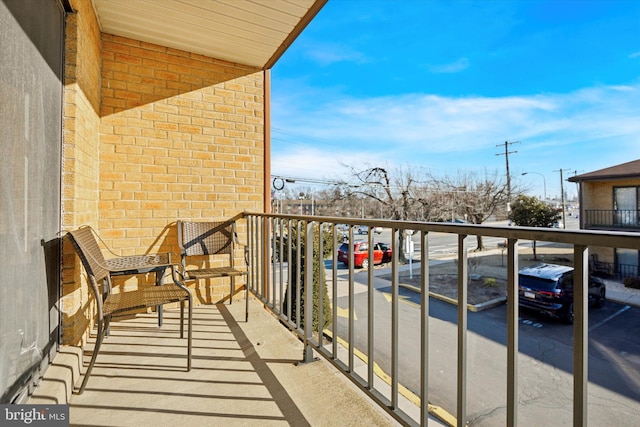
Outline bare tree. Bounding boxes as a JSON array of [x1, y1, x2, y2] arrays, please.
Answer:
[[341, 165, 430, 261], [432, 170, 510, 251], [339, 166, 511, 254]]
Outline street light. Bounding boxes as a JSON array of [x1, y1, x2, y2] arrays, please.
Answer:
[[521, 172, 547, 202]]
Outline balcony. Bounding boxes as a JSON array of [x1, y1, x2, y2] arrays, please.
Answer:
[[583, 209, 640, 230], [30, 213, 640, 426], [31, 301, 408, 426]]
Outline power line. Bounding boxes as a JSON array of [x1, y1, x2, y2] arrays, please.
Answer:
[[271, 175, 351, 191]]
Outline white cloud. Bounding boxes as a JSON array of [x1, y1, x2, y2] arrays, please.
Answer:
[[271, 82, 640, 181], [271, 146, 380, 181], [302, 41, 368, 66], [428, 57, 470, 74]]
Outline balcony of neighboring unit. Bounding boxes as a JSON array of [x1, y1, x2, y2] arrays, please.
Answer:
[[583, 209, 640, 230]]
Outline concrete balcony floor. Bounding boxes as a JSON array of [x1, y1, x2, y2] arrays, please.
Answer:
[[33, 298, 445, 426]]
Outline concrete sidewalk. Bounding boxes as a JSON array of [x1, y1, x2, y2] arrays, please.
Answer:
[[599, 279, 640, 307]]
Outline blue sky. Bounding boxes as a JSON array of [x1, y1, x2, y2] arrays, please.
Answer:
[[270, 0, 640, 200]]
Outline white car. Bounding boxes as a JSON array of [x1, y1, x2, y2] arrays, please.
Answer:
[[358, 225, 383, 234]]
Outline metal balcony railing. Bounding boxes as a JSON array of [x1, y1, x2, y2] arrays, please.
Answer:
[[242, 213, 640, 427], [583, 209, 640, 229], [592, 258, 640, 280]]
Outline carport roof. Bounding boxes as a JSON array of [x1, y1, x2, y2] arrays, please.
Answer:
[[90, 0, 327, 69]]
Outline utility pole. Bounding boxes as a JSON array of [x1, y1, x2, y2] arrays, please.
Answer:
[[496, 140, 520, 214], [554, 168, 571, 229]]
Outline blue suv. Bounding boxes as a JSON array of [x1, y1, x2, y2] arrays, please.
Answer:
[[518, 263, 606, 324]]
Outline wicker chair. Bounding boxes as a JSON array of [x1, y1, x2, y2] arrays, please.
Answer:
[[177, 220, 248, 321], [66, 226, 192, 394]]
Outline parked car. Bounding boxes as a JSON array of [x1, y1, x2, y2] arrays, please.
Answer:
[[337, 241, 392, 269], [445, 218, 468, 224], [357, 225, 383, 234], [518, 263, 606, 324]]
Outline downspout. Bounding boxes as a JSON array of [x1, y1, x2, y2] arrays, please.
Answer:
[[264, 68, 271, 214]]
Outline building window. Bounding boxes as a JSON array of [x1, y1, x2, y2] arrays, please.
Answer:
[[613, 186, 640, 226], [615, 248, 640, 279]]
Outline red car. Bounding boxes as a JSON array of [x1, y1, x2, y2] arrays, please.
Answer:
[[338, 241, 392, 268]]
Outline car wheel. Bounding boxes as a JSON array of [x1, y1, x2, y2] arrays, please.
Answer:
[[361, 258, 369, 269], [595, 288, 606, 308], [563, 303, 574, 324]]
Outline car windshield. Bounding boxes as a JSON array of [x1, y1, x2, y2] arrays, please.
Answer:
[[519, 275, 557, 291]]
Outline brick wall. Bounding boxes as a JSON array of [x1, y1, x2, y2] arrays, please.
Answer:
[[61, 3, 265, 345], [60, 0, 102, 346], [582, 181, 608, 211], [582, 178, 640, 210], [98, 33, 263, 252], [582, 178, 640, 265], [98, 34, 263, 303]]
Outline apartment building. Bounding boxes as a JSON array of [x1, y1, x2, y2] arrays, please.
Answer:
[[569, 159, 640, 278]]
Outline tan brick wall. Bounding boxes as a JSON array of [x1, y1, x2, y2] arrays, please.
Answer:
[[581, 181, 609, 211], [98, 34, 263, 303], [582, 178, 640, 210], [60, 0, 102, 346], [581, 178, 640, 266], [60, 4, 265, 345]]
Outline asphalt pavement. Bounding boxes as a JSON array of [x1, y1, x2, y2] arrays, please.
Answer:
[[328, 241, 640, 426]]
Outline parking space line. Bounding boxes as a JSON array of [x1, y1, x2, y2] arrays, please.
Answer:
[[589, 305, 631, 332]]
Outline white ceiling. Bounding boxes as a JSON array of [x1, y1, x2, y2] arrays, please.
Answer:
[[91, 0, 326, 69]]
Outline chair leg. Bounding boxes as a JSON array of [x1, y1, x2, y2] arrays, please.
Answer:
[[78, 317, 107, 394], [179, 300, 185, 339], [245, 282, 249, 323], [186, 296, 192, 371], [230, 276, 235, 304]]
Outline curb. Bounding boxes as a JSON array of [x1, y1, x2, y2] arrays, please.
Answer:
[[399, 283, 506, 312], [324, 329, 458, 427]]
